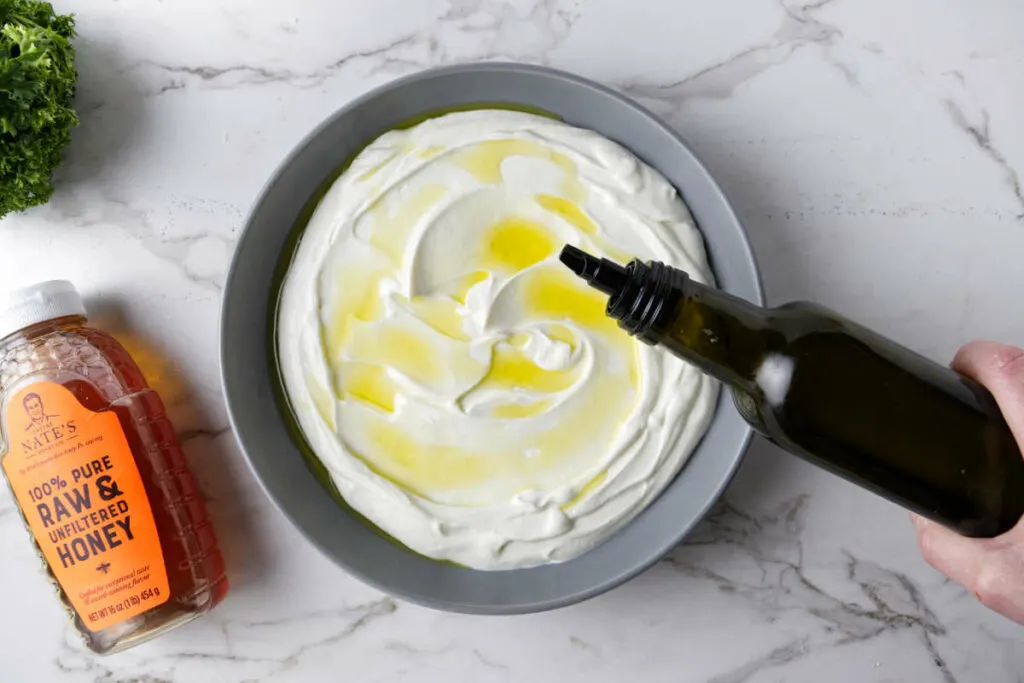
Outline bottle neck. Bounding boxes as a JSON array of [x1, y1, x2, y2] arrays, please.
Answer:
[[608, 260, 770, 391]]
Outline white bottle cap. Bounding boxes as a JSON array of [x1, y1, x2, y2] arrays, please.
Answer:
[[0, 281, 87, 341]]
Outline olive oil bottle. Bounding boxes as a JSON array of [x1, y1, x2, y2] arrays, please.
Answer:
[[560, 245, 1024, 537]]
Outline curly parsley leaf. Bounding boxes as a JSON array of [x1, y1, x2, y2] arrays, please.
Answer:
[[0, 0, 77, 219]]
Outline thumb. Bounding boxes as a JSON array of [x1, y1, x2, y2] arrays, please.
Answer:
[[913, 513, 1024, 623], [912, 513, 988, 587]]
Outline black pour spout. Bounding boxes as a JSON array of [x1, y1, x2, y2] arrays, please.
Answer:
[[558, 244, 629, 297], [558, 244, 688, 344]]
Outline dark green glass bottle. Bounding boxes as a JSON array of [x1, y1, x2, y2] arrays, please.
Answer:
[[560, 245, 1024, 537]]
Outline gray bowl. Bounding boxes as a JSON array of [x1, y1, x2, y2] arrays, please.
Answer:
[[222, 63, 763, 613]]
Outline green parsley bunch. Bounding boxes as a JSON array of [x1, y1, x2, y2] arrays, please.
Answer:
[[0, 0, 77, 219]]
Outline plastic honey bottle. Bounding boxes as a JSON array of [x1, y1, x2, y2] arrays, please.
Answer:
[[0, 281, 228, 653], [560, 245, 1024, 537]]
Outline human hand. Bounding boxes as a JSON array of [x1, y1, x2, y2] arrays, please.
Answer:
[[911, 341, 1024, 624]]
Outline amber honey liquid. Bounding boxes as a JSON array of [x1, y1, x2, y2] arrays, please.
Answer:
[[0, 317, 227, 653]]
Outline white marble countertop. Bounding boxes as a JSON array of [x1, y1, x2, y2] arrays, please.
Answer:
[[2, 0, 1023, 680]]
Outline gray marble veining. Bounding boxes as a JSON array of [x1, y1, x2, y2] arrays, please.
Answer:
[[1, 1, 1023, 681]]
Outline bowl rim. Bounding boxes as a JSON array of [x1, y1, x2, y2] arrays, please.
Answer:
[[222, 61, 764, 613]]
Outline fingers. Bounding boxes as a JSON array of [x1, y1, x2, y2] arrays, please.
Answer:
[[952, 341, 1024, 447]]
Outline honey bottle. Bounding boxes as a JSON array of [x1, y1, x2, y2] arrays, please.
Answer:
[[0, 281, 228, 653], [560, 245, 1024, 537]]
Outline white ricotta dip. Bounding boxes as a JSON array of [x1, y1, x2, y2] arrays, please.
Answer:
[[277, 110, 717, 569]]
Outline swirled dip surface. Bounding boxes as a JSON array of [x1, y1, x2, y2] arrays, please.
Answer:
[[277, 110, 717, 569]]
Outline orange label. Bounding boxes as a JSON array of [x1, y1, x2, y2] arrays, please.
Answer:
[[2, 382, 169, 632]]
